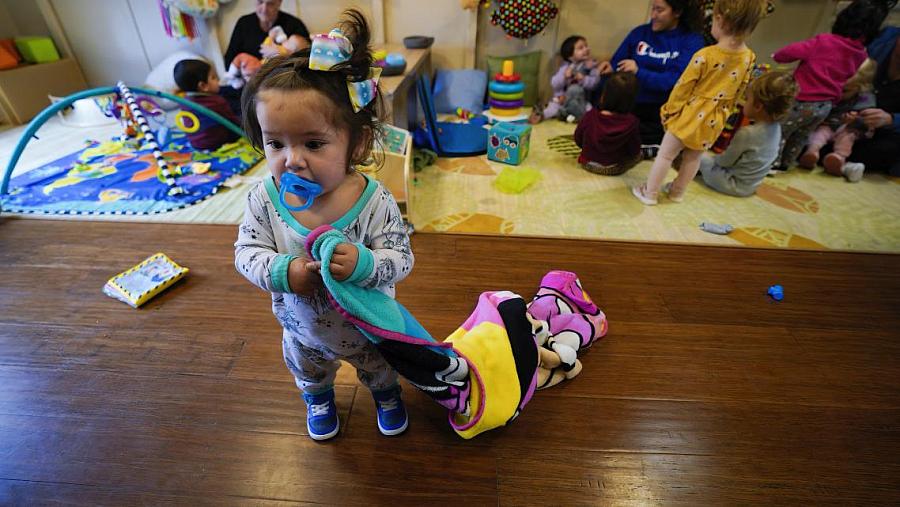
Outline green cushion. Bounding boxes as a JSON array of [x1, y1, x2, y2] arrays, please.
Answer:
[[486, 51, 541, 107]]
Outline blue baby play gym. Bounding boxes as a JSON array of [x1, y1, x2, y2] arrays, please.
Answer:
[[0, 83, 259, 216]]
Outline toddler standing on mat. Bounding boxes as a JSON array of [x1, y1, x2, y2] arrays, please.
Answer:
[[633, 0, 765, 205], [234, 11, 413, 441]]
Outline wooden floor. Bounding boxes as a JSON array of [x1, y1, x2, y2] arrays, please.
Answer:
[[1, 218, 899, 506]]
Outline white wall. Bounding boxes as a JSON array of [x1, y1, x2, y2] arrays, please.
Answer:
[[50, 0, 148, 86], [128, 0, 213, 68], [2, 0, 51, 36], [0, 1, 18, 39], [49, 0, 220, 87], [385, 0, 476, 70], [750, 0, 835, 66]]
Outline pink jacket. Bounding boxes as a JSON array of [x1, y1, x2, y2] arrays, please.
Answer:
[[773, 33, 867, 104]]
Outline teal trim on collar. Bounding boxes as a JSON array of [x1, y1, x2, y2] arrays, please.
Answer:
[[272, 254, 297, 293], [264, 173, 376, 236], [347, 242, 374, 285]]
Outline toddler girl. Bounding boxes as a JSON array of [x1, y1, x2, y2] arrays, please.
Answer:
[[697, 71, 798, 196], [537, 35, 600, 123], [771, 0, 885, 171], [633, 0, 765, 205], [574, 72, 642, 175], [798, 59, 878, 182], [234, 10, 413, 441]]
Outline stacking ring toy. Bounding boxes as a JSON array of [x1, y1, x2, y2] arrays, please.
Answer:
[[489, 81, 525, 94], [489, 98, 524, 109], [174, 111, 200, 133], [488, 91, 524, 101]]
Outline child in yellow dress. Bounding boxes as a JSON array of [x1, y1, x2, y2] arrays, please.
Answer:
[[632, 0, 766, 205]]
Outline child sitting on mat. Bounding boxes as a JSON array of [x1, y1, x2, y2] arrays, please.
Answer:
[[574, 72, 642, 175], [696, 71, 797, 196], [533, 35, 601, 123], [173, 59, 241, 151], [234, 10, 413, 441], [769, 0, 883, 172], [798, 59, 878, 182]]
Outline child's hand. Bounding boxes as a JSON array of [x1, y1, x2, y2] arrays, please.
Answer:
[[259, 41, 282, 59], [584, 58, 598, 69], [310, 243, 359, 282], [860, 108, 893, 130], [617, 59, 638, 74], [287, 258, 323, 296], [564, 65, 574, 80], [842, 111, 858, 124], [597, 61, 613, 75]]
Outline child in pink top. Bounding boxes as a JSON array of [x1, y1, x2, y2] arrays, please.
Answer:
[[770, 0, 884, 171]]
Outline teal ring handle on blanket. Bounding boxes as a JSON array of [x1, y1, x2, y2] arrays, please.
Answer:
[[279, 173, 323, 211]]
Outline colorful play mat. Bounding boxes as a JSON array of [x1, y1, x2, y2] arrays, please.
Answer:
[[1, 129, 261, 215], [409, 121, 900, 253]]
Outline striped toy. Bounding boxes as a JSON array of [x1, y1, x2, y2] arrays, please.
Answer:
[[117, 81, 183, 196]]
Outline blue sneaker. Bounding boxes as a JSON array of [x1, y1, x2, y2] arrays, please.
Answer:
[[372, 386, 408, 436], [302, 390, 339, 441]]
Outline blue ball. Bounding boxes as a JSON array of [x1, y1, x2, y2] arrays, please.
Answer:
[[385, 53, 406, 66]]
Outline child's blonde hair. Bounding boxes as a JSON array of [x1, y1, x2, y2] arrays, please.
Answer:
[[843, 59, 878, 98], [714, 0, 767, 36], [749, 70, 798, 121]]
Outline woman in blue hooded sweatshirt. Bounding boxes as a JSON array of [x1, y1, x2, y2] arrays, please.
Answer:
[[599, 0, 705, 151]]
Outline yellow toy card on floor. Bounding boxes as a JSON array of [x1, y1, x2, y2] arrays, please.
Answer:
[[103, 253, 189, 308]]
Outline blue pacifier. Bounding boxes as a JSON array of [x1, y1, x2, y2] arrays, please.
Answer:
[[279, 172, 323, 211]]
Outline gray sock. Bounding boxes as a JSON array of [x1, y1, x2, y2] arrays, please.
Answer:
[[700, 222, 734, 235]]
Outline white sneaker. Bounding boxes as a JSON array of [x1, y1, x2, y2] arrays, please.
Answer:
[[842, 162, 865, 183], [566, 114, 576, 123], [661, 182, 685, 203], [631, 184, 658, 205]]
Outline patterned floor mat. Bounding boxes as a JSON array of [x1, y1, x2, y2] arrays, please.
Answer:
[[2, 130, 261, 216], [409, 121, 900, 252]]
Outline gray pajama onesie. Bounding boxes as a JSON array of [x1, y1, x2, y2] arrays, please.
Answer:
[[234, 174, 414, 395]]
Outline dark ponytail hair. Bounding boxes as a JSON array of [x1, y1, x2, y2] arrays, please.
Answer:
[[560, 35, 586, 62], [832, 0, 890, 45], [664, 0, 702, 33], [241, 9, 383, 169], [599, 72, 639, 114]]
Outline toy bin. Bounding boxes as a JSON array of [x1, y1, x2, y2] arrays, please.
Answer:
[[357, 124, 413, 217], [14, 36, 60, 64], [487, 122, 531, 165]]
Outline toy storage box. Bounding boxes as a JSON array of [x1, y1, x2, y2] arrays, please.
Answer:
[[14, 37, 60, 64], [0, 57, 87, 124], [358, 124, 413, 218], [487, 122, 531, 165]]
